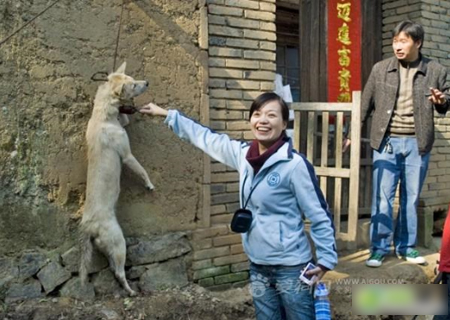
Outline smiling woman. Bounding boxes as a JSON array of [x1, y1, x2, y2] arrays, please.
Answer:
[[139, 92, 338, 320], [249, 92, 289, 154]]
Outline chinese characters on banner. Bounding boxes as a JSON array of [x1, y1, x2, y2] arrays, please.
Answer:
[[328, 0, 361, 103]]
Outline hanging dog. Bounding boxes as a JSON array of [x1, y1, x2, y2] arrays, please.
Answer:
[[79, 62, 154, 296]]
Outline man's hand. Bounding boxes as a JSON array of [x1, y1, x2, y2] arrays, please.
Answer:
[[342, 138, 351, 153], [139, 103, 168, 117], [428, 87, 447, 105]]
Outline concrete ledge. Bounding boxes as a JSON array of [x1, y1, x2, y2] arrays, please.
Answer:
[[418, 200, 449, 249]]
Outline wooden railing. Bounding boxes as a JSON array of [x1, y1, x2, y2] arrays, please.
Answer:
[[290, 91, 361, 246]]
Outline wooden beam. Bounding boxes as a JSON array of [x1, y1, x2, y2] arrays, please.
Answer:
[[294, 111, 301, 151], [347, 91, 362, 241], [290, 102, 353, 112], [315, 167, 351, 179]]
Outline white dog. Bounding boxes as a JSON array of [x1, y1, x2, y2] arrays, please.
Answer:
[[79, 62, 154, 296]]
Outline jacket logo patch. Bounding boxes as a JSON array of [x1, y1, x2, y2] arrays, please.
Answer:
[[267, 172, 281, 187]]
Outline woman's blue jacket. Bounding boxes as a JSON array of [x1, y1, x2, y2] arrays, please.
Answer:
[[165, 110, 338, 270]]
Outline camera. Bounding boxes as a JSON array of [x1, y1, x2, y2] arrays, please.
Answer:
[[230, 208, 252, 233]]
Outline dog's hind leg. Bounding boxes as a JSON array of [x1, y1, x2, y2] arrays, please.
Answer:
[[110, 238, 137, 296], [79, 231, 93, 286], [96, 220, 137, 296]]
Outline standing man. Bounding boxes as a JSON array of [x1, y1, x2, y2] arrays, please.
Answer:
[[345, 20, 449, 267]]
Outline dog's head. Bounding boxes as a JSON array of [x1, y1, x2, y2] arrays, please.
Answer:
[[108, 62, 149, 101]]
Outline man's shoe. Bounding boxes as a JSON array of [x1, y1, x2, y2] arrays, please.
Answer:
[[365, 252, 385, 267], [397, 249, 426, 265]]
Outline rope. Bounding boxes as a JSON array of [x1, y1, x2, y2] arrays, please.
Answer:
[[112, 0, 126, 71], [0, 0, 64, 47]]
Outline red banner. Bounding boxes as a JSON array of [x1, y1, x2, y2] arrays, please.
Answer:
[[328, 0, 361, 103]]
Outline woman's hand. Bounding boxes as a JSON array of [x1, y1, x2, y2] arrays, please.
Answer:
[[305, 266, 326, 284], [139, 103, 168, 117]]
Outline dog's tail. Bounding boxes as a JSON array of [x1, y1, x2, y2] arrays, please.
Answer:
[[79, 230, 93, 286]]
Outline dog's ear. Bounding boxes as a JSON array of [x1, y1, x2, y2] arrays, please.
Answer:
[[112, 82, 125, 98], [115, 62, 127, 74]]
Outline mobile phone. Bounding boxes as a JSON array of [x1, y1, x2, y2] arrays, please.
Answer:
[[299, 262, 318, 286]]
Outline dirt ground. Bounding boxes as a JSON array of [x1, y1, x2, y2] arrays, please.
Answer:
[[0, 284, 255, 320], [0, 282, 435, 320]]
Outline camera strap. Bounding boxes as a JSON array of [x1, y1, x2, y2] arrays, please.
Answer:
[[241, 171, 265, 209]]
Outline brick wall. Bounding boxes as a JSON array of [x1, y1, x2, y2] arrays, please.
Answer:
[[191, 0, 277, 289], [381, 0, 450, 211]]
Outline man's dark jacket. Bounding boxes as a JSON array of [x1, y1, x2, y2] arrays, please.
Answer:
[[361, 55, 450, 155]]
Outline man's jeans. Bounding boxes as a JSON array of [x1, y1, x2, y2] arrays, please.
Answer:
[[249, 262, 314, 320], [370, 136, 430, 256]]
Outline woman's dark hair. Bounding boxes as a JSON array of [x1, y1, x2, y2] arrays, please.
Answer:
[[392, 20, 424, 50], [249, 92, 289, 122]]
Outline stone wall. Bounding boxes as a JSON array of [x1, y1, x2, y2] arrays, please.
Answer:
[[0, 233, 191, 302], [190, 0, 277, 290], [381, 0, 450, 228], [0, 0, 205, 254]]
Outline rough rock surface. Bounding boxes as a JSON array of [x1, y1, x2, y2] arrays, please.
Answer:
[[126, 232, 191, 266], [37, 261, 72, 293]]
